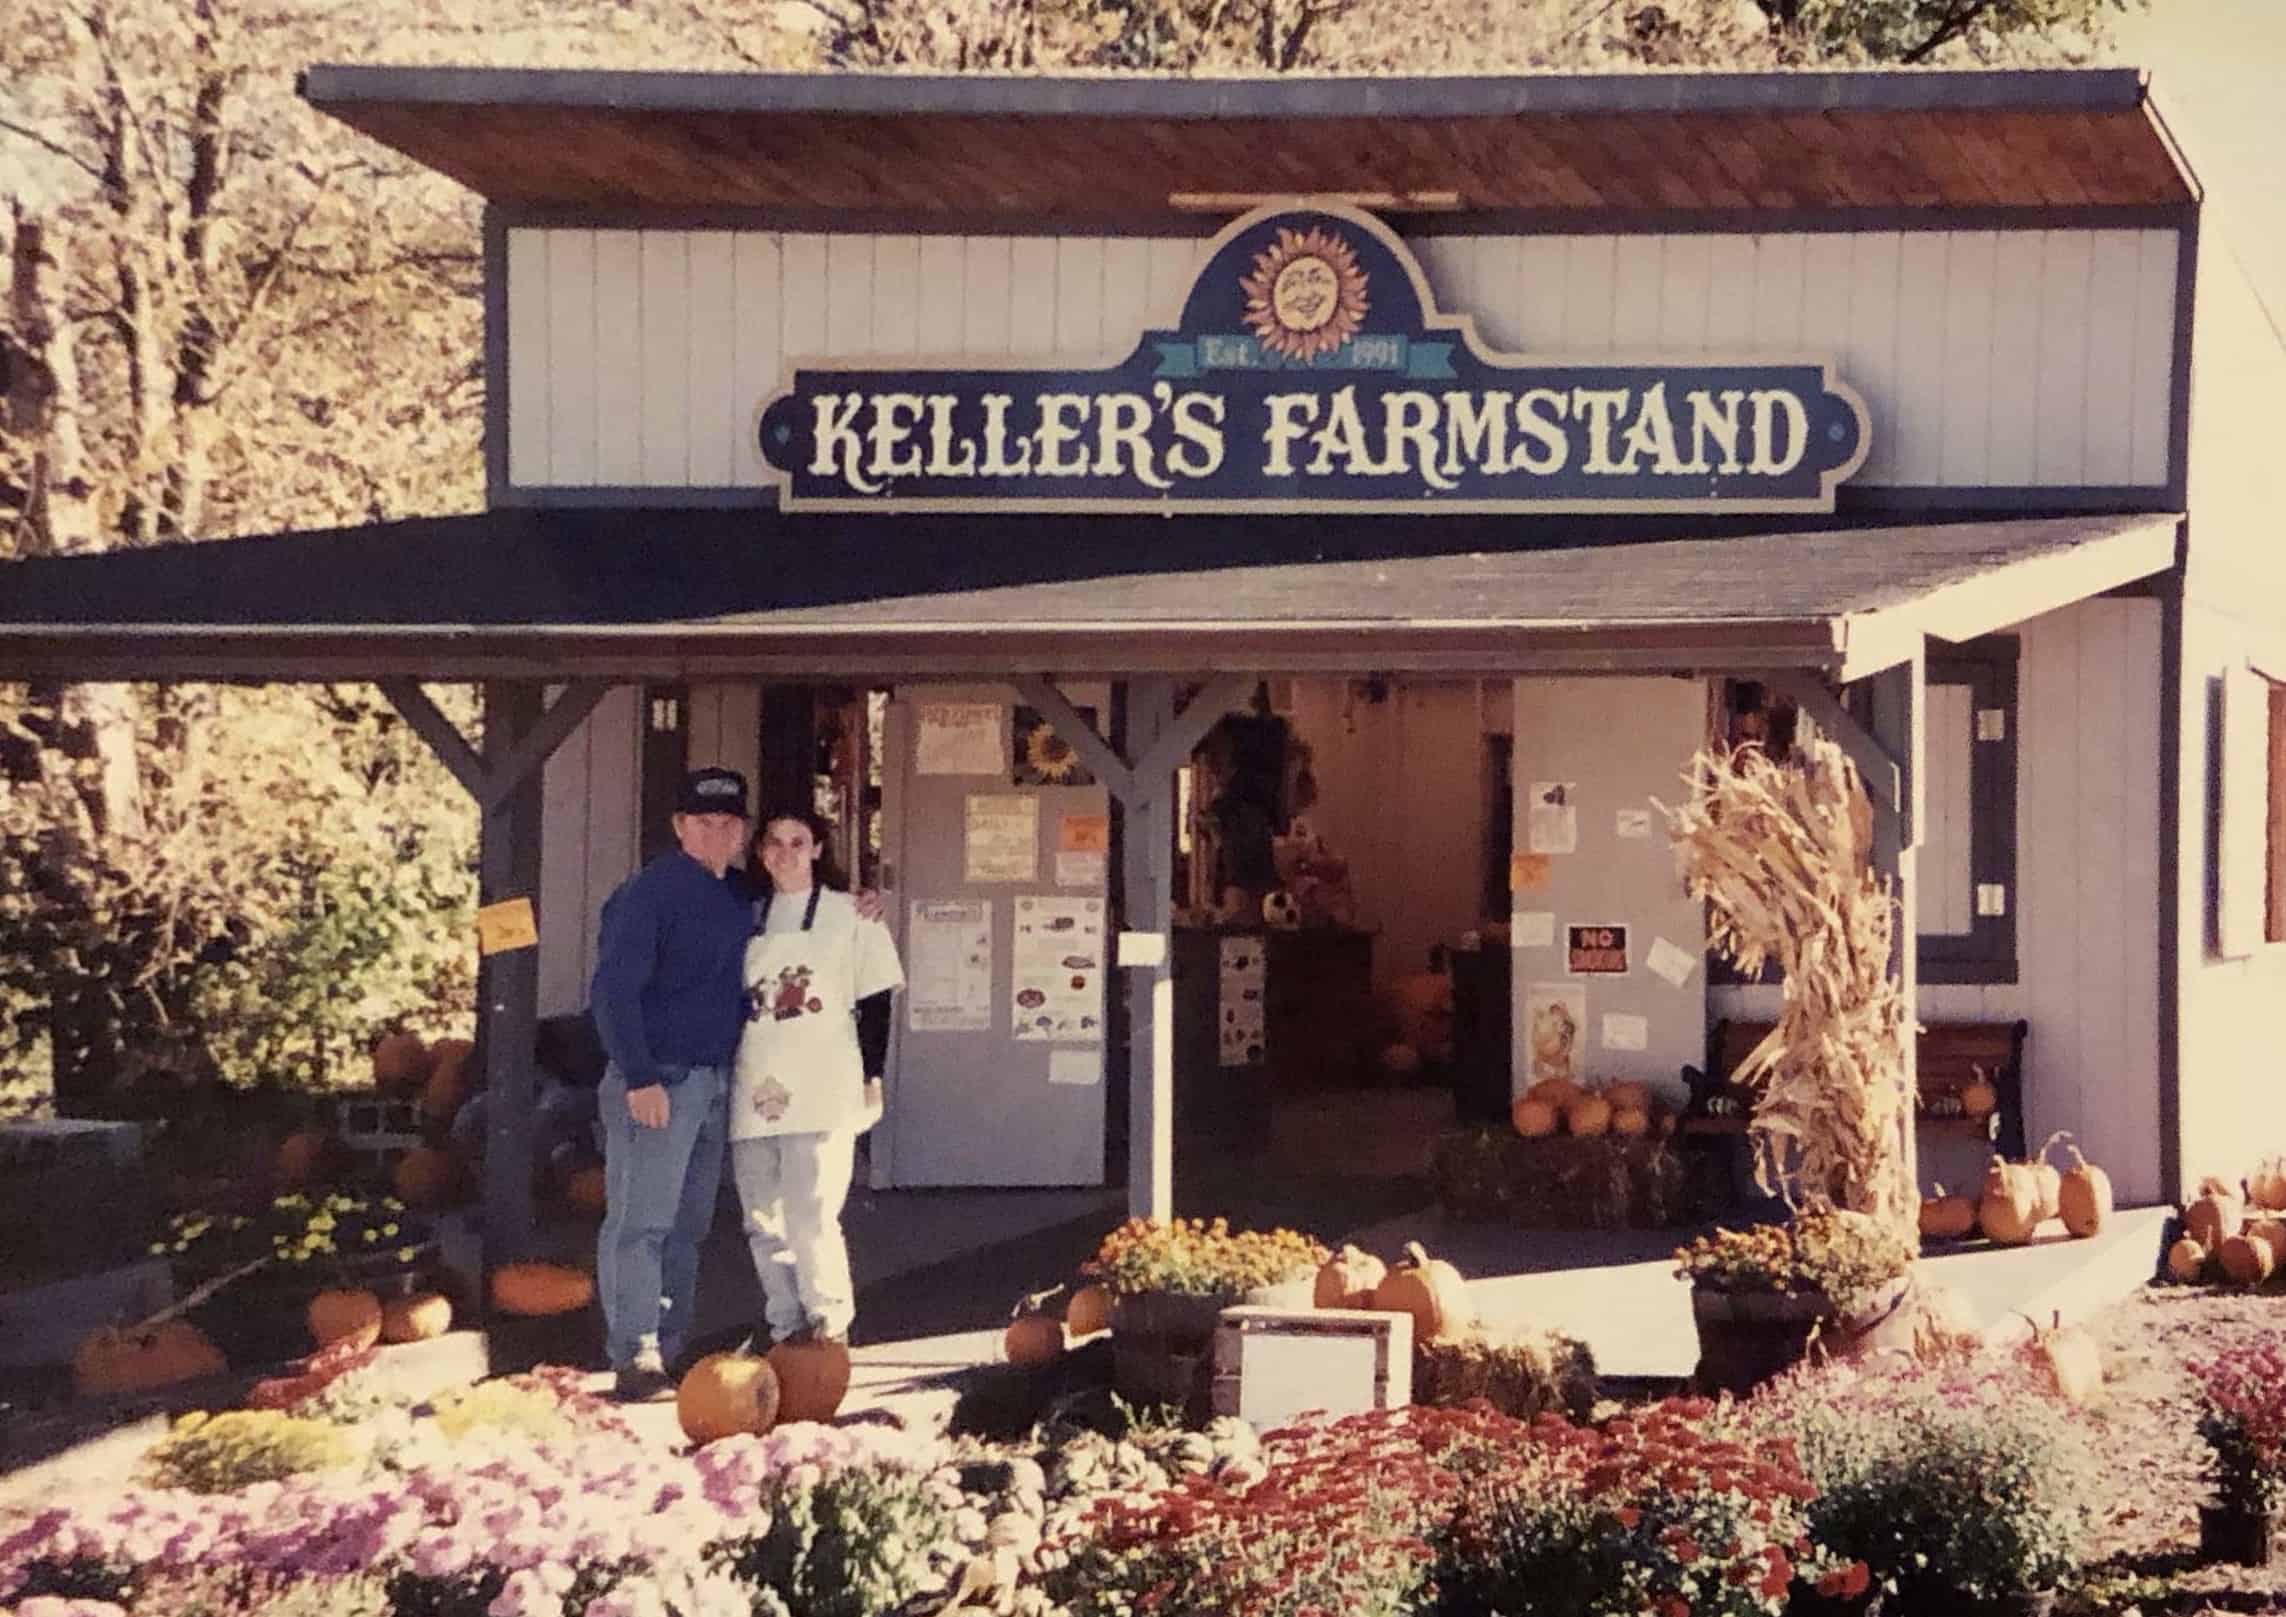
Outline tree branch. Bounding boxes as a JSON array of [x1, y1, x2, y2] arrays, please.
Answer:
[[0, 116, 107, 185], [1899, 0, 1997, 62]]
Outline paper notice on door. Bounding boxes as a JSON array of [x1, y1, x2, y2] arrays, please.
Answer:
[[964, 793, 1039, 883], [917, 702, 1005, 775], [1646, 936, 1699, 989], [1528, 782, 1578, 855], [1512, 910, 1556, 948], [1615, 808, 1654, 839], [1048, 1048, 1102, 1086], [908, 900, 993, 1032], [1011, 894, 1105, 1042], [1056, 850, 1106, 888], [1219, 935, 1267, 1067], [1601, 1012, 1649, 1052], [1059, 813, 1109, 852], [1509, 852, 1551, 893], [1523, 982, 1587, 1087]]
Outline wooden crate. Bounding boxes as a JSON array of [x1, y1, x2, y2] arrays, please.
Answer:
[[1210, 1305, 1411, 1428]]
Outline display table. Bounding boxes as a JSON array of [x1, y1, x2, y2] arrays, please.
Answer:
[[1171, 926, 1376, 1151]]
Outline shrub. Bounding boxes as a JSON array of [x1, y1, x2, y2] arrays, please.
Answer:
[[1673, 1210, 1913, 1315], [712, 1460, 952, 1617], [1085, 1217, 1329, 1298], [140, 1410, 356, 1494], [1437, 1400, 1855, 1617], [1747, 1356, 2097, 1603], [2192, 1340, 2286, 1514], [424, 1379, 576, 1445]]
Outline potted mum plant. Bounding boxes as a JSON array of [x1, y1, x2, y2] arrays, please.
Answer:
[[1085, 1217, 1328, 1414], [2192, 1343, 2286, 1565], [1674, 1209, 1916, 1395]]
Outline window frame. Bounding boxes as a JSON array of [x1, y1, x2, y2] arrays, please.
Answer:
[[1916, 637, 2020, 986]]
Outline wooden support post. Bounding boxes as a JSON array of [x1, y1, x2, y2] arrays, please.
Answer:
[[378, 677, 614, 1269], [476, 681, 546, 1266], [1122, 677, 1177, 1222], [1867, 650, 1925, 1201]]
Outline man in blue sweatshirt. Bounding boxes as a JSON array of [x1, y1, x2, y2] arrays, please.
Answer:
[[589, 766, 755, 1401]]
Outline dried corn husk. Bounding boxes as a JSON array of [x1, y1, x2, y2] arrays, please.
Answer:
[[1660, 737, 1915, 1239]]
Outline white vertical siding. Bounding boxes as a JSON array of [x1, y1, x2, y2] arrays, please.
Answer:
[[503, 227, 2180, 492], [538, 684, 641, 1017]]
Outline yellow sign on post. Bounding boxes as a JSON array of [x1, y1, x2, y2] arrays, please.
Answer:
[[476, 896, 539, 956]]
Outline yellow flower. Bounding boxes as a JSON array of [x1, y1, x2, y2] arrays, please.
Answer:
[[363, 1230, 380, 1244], [396, 1247, 418, 1263], [381, 1224, 399, 1238], [148, 1241, 168, 1256]]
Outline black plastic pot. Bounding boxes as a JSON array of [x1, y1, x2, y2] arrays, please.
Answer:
[[2200, 1503, 2277, 1567]]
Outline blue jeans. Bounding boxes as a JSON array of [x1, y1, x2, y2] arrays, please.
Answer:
[[597, 1063, 727, 1369]]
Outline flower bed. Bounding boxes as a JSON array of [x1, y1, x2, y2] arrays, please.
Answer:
[[0, 1321, 2136, 1617]]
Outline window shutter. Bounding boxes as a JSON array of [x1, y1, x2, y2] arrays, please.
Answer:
[[2218, 665, 2269, 958]]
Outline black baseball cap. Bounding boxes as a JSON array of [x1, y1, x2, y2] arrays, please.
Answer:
[[676, 767, 749, 818]]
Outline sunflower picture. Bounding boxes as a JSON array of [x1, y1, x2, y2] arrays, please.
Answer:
[[1239, 226, 1370, 363], [1012, 706, 1094, 786]]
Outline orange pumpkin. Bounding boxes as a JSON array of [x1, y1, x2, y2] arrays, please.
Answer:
[[1565, 1095, 1613, 1138], [2249, 1219, 2286, 1268], [677, 1352, 780, 1444], [421, 1040, 476, 1125], [1373, 1240, 1473, 1343], [768, 1336, 854, 1424], [1525, 1078, 1582, 1111], [1603, 1080, 1653, 1113], [2184, 1187, 2244, 1252], [1958, 1080, 1998, 1119], [1313, 1245, 1387, 1310], [371, 1031, 431, 1093], [307, 1289, 383, 1351], [1919, 1192, 1977, 1240], [1509, 1098, 1559, 1139], [1610, 1105, 1651, 1138], [1066, 1282, 1115, 1337], [2250, 1157, 2286, 1212], [564, 1164, 608, 1216], [1004, 1312, 1065, 1367], [2020, 1315, 2102, 1404], [2057, 1141, 2113, 1238], [489, 1262, 594, 1317], [2167, 1236, 2209, 1282], [2032, 1162, 2063, 1223], [382, 1291, 454, 1343], [393, 1146, 464, 1210], [2220, 1232, 2277, 1286], [72, 1321, 227, 1399], [1977, 1156, 2044, 1244]]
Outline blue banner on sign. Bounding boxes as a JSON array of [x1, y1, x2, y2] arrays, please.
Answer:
[[756, 202, 1870, 513]]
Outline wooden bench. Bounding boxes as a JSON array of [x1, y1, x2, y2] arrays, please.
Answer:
[[1683, 1018, 2030, 1160]]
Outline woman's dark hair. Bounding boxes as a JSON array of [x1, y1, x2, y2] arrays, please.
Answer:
[[752, 804, 848, 889]]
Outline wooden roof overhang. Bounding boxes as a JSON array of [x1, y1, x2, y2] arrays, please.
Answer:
[[0, 511, 2180, 686], [297, 66, 2198, 220]]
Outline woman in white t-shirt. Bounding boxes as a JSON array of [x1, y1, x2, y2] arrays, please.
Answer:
[[729, 806, 903, 1347]]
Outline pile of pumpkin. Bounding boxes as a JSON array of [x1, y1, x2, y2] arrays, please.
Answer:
[[675, 1336, 857, 1445], [1001, 1239, 1479, 1370], [69, 1258, 599, 1401], [1917, 1134, 2113, 1245], [2165, 1160, 2286, 1286], [1508, 1077, 1674, 1141], [274, 1031, 609, 1218]]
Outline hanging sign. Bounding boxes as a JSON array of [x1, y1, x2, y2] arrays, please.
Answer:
[[757, 201, 1869, 514]]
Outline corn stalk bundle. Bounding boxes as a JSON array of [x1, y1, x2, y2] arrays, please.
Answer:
[[1662, 738, 1915, 1236]]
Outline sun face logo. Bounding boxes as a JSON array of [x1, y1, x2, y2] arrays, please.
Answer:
[[1239, 226, 1370, 363]]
